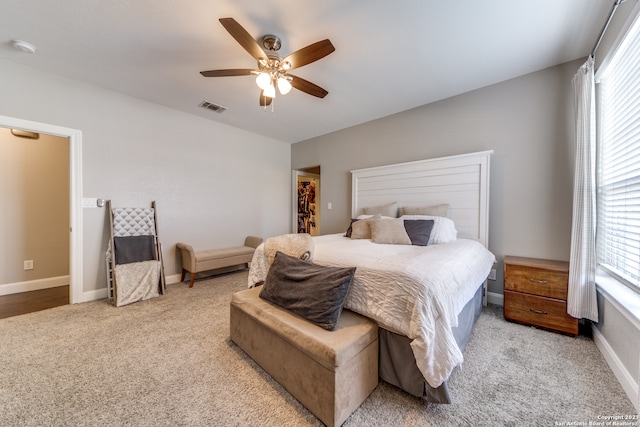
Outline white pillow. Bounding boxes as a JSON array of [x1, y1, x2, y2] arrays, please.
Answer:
[[400, 215, 457, 244]]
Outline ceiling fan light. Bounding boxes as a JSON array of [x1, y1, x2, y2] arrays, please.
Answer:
[[277, 77, 292, 95], [263, 84, 276, 98], [256, 73, 271, 90]]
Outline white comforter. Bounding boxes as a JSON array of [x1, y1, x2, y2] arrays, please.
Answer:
[[248, 234, 495, 388]]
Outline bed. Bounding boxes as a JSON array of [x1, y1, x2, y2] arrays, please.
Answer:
[[249, 150, 495, 403]]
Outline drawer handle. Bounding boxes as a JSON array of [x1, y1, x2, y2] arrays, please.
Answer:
[[529, 279, 548, 284], [529, 308, 548, 315]]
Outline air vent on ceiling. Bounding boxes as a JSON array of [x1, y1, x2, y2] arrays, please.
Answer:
[[199, 100, 227, 113]]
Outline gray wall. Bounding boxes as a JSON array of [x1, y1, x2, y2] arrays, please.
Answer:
[[0, 129, 69, 284], [0, 58, 292, 295], [292, 59, 580, 298]]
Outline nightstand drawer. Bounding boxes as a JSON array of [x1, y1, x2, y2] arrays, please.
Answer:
[[504, 260, 568, 299], [504, 290, 578, 335]]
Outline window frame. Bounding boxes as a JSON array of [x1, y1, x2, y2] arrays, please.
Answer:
[[595, 6, 640, 295]]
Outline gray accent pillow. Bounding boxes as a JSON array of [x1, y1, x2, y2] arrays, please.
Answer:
[[369, 218, 434, 246], [113, 235, 156, 265], [404, 219, 435, 246], [259, 251, 356, 331], [400, 215, 457, 244]]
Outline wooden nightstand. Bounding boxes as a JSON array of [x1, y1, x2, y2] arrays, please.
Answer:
[[503, 256, 578, 336]]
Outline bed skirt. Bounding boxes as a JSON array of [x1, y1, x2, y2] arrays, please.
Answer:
[[378, 283, 484, 403]]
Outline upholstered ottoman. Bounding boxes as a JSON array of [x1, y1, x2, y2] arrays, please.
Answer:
[[230, 287, 379, 427]]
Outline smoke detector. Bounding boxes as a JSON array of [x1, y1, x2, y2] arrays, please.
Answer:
[[11, 40, 37, 54]]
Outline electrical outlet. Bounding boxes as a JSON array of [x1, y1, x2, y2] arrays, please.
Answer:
[[24, 260, 34, 270], [488, 269, 496, 281]]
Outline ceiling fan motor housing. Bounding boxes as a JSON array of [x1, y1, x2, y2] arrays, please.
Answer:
[[262, 34, 281, 51]]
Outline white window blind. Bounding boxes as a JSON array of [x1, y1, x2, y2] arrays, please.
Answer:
[[597, 13, 640, 293]]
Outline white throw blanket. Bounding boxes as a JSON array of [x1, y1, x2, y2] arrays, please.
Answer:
[[263, 233, 314, 265], [249, 233, 495, 388]]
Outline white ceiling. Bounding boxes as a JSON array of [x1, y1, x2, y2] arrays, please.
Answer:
[[0, 0, 612, 143]]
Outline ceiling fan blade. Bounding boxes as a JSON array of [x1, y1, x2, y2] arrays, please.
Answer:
[[289, 74, 329, 98], [200, 69, 256, 77], [259, 91, 273, 106], [219, 17, 266, 61], [283, 39, 335, 70]]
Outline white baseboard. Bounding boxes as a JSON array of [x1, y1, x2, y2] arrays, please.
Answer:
[[78, 287, 108, 303], [592, 324, 639, 412], [487, 291, 504, 306], [76, 273, 183, 303], [165, 273, 182, 285], [10, 270, 232, 303], [0, 276, 70, 296]]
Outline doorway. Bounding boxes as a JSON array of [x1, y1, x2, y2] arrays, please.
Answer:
[[0, 127, 69, 317], [293, 167, 320, 236], [0, 115, 83, 307]]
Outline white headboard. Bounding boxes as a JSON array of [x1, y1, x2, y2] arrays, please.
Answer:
[[351, 150, 493, 247]]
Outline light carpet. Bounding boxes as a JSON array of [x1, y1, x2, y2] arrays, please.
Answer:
[[0, 270, 635, 426]]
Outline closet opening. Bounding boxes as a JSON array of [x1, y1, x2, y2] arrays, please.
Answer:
[[293, 166, 320, 236]]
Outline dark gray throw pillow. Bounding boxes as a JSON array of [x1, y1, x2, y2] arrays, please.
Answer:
[[113, 235, 156, 265], [259, 251, 356, 331], [404, 219, 435, 246]]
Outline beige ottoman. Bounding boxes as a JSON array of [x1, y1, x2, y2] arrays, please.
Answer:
[[230, 287, 379, 427]]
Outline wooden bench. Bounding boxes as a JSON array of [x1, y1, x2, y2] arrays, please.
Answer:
[[230, 287, 379, 427], [176, 236, 262, 287]]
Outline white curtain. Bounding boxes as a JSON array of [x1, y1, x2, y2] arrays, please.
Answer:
[[568, 56, 598, 322]]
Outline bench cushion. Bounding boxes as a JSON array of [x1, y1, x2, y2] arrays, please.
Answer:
[[197, 246, 254, 261], [191, 246, 255, 274]]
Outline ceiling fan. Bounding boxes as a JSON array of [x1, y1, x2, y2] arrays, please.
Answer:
[[200, 18, 335, 107]]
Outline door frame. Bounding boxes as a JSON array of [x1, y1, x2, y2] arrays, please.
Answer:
[[0, 114, 83, 304]]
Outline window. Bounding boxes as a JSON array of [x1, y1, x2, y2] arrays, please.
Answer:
[[596, 13, 640, 293]]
